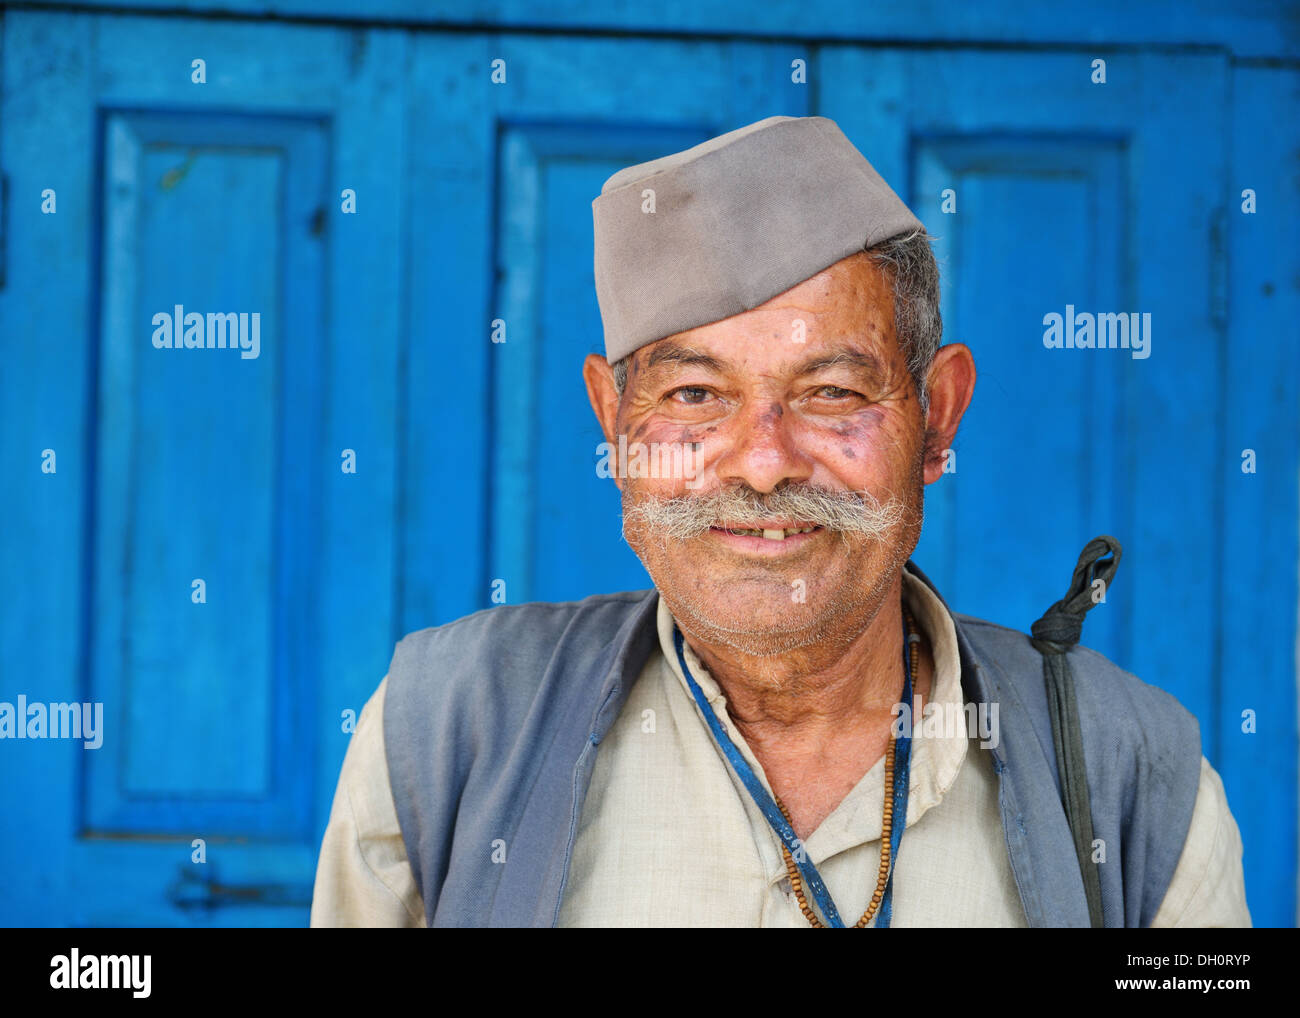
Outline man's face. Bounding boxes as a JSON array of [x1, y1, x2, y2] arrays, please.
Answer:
[[595, 251, 932, 660]]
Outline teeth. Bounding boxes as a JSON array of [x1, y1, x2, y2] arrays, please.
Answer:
[[725, 526, 819, 540]]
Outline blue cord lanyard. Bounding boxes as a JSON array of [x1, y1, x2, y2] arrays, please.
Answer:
[[672, 623, 914, 928]]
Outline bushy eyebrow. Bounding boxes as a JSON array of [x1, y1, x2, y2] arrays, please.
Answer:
[[793, 348, 889, 380], [644, 342, 724, 372], [640, 341, 891, 387]]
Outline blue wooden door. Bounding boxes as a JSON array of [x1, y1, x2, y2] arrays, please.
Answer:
[[1, 6, 1293, 928], [0, 10, 407, 925]]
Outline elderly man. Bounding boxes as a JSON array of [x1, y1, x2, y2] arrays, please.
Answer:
[[311, 116, 1249, 928]]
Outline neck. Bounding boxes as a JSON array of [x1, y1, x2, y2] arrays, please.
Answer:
[[682, 573, 916, 743]]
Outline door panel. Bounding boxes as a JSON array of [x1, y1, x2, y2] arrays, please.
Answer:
[[87, 109, 322, 838], [0, 10, 405, 925]]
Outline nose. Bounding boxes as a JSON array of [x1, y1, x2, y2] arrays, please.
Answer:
[[711, 400, 814, 494]]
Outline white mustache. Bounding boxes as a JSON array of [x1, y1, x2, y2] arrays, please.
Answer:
[[622, 484, 906, 541]]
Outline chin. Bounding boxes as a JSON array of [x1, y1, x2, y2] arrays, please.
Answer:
[[656, 568, 869, 658], [671, 606, 828, 659], [628, 521, 912, 651]]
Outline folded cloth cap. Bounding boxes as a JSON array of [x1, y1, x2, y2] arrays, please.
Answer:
[[592, 115, 924, 364]]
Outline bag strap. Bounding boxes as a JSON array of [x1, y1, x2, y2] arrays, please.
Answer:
[[1028, 535, 1122, 929]]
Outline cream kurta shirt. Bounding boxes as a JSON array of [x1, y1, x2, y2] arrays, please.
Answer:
[[311, 574, 1251, 927]]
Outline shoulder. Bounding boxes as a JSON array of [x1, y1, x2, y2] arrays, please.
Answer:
[[951, 610, 1201, 746], [952, 609, 1203, 924], [378, 589, 658, 923], [393, 589, 654, 661], [384, 589, 657, 722]]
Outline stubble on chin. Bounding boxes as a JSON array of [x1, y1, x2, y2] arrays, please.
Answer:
[[626, 517, 910, 664]]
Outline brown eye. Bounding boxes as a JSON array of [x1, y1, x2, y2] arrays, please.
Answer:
[[670, 386, 711, 405], [818, 386, 855, 399]]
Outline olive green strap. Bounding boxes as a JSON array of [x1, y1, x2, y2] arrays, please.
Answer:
[[1029, 535, 1122, 929]]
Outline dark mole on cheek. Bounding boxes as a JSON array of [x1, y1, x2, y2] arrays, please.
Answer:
[[841, 446, 857, 459]]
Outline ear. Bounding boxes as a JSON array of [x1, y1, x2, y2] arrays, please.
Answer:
[[583, 353, 625, 490], [921, 343, 976, 484]]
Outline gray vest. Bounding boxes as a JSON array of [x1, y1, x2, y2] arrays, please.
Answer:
[[383, 561, 1201, 927]]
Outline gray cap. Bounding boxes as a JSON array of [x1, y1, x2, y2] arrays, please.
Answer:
[[592, 115, 924, 364]]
